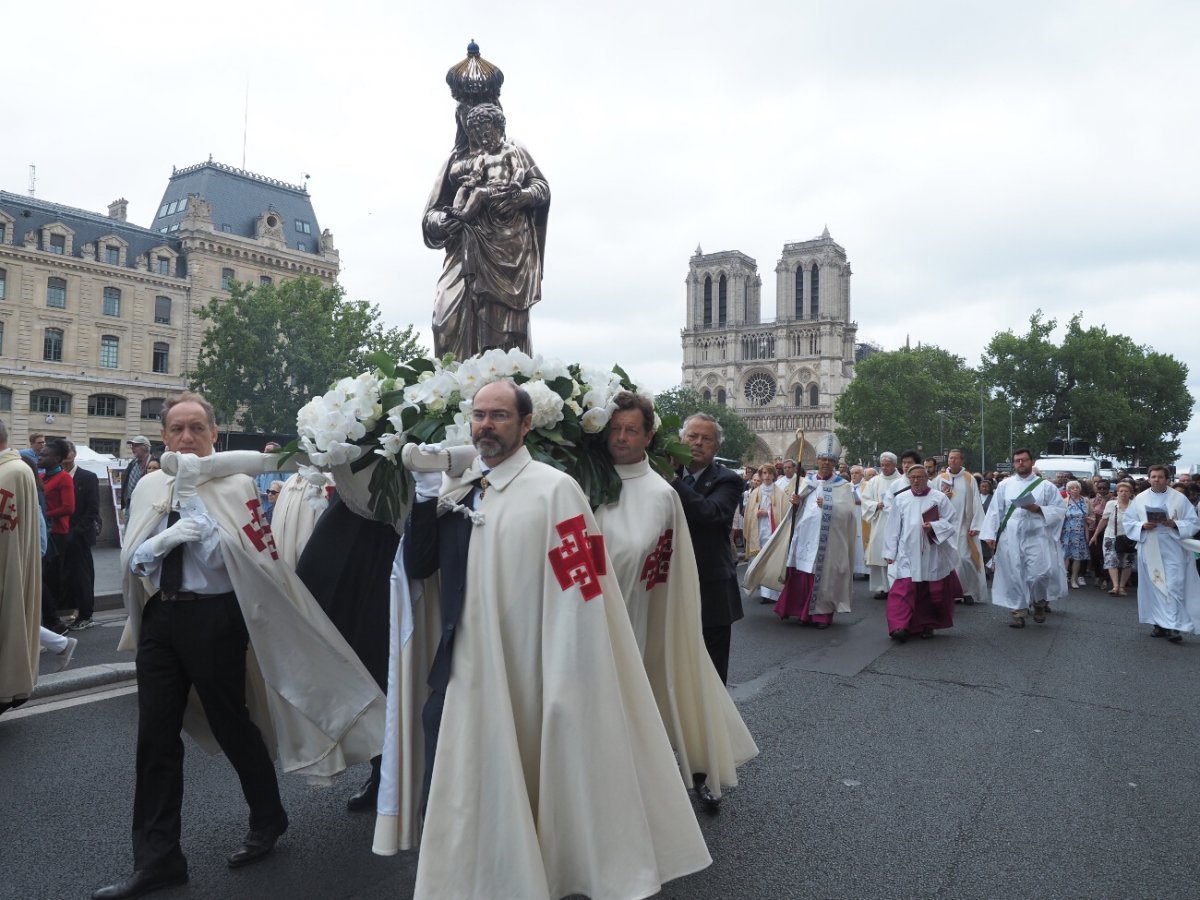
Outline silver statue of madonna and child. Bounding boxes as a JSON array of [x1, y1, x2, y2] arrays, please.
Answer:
[[423, 41, 551, 359]]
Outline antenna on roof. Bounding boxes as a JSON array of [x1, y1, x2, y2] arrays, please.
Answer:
[[28, 164, 36, 197]]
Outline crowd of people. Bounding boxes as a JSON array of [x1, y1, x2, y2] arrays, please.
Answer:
[[5, 397, 1199, 900]]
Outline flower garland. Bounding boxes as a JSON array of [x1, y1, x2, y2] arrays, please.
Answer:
[[293, 348, 689, 522]]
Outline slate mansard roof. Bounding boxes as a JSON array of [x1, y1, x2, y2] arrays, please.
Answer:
[[154, 160, 322, 254], [0, 189, 185, 277]]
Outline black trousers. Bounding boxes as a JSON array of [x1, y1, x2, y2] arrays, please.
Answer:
[[41, 534, 69, 628], [132, 593, 284, 870], [702, 625, 732, 685], [65, 529, 95, 620]]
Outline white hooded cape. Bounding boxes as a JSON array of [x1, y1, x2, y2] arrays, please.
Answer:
[[118, 469, 385, 780], [594, 457, 758, 800], [412, 447, 711, 900]]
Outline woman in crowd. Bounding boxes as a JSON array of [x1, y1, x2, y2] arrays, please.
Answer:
[[1090, 480, 1136, 595], [1087, 477, 1110, 583], [1061, 480, 1091, 588], [744, 464, 778, 561]]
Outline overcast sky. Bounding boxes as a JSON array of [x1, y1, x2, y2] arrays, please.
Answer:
[[5, 1, 1198, 466]]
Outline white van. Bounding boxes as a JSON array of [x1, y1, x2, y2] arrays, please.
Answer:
[[1033, 455, 1099, 483]]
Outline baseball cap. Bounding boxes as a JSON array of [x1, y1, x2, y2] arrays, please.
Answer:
[[127, 435, 151, 447]]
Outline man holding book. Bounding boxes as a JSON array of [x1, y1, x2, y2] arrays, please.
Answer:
[[980, 448, 1068, 628]]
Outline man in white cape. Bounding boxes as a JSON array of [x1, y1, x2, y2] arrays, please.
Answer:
[[980, 447, 1068, 628], [1123, 465, 1200, 643], [861, 451, 903, 597], [595, 392, 758, 807], [401, 380, 710, 900], [745, 435, 857, 628], [95, 393, 385, 900], [269, 469, 333, 568], [934, 449, 989, 605], [884, 463, 961, 641], [1, 418, 41, 716]]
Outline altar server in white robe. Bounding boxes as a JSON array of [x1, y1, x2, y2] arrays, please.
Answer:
[[1123, 465, 1200, 643], [934, 449, 990, 605], [980, 448, 1068, 628], [861, 452, 903, 597], [402, 380, 710, 900], [884, 463, 961, 641], [595, 391, 758, 806]]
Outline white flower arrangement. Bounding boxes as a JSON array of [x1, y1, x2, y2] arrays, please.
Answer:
[[292, 348, 687, 520]]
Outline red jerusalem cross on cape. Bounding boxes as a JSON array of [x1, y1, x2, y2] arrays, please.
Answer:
[[242, 498, 279, 560], [0, 487, 18, 532], [640, 529, 674, 590], [548, 513, 606, 600]]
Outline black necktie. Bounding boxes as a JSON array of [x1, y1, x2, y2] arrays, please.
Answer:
[[160, 510, 184, 594], [684, 473, 697, 488]]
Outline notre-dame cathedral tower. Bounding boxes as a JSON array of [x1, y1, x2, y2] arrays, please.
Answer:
[[680, 227, 858, 464]]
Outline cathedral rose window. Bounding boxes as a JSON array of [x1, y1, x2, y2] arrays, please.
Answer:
[[743, 372, 776, 406]]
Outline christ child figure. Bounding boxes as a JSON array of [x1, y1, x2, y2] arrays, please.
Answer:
[[447, 103, 526, 222]]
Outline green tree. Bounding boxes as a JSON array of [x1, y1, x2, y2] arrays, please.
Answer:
[[835, 345, 984, 466], [979, 312, 1192, 464], [190, 276, 425, 432], [653, 386, 756, 463]]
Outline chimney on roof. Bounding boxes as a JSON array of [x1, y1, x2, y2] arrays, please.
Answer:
[[108, 198, 129, 222]]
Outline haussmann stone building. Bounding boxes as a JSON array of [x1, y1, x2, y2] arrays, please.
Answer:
[[680, 227, 859, 466], [0, 159, 339, 454]]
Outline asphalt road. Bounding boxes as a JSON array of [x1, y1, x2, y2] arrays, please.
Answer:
[[3, 577, 1197, 900]]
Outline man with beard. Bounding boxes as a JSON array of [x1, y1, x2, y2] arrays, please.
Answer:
[[981, 448, 1068, 628], [402, 379, 711, 900]]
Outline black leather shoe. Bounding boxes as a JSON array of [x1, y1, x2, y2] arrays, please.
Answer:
[[347, 774, 380, 812], [227, 814, 288, 868], [92, 866, 188, 900], [889, 629, 908, 643], [692, 775, 721, 810]]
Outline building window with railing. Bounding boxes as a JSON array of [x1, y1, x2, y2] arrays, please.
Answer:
[[703, 276, 713, 327], [157, 256, 171, 275], [47, 277, 67, 308], [716, 388, 726, 406], [809, 383, 819, 407], [31, 390, 71, 414], [795, 267, 804, 318], [152, 342, 170, 374], [48, 233, 66, 254], [43, 328, 64, 362], [106, 245, 120, 265], [90, 438, 121, 455], [100, 335, 119, 369], [154, 296, 172, 324], [0, 385, 11, 413], [141, 398, 165, 420], [87, 394, 126, 417], [718, 274, 727, 326], [0, 267, 5, 301], [103, 286, 121, 317]]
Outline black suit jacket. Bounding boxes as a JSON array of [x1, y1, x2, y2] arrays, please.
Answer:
[[673, 463, 745, 628], [71, 467, 101, 546]]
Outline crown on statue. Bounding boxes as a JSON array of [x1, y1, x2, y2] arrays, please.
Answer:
[[446, 40, 505, 104]]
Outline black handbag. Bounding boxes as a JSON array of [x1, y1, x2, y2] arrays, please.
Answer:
[[1115, 534, 1136, 554]]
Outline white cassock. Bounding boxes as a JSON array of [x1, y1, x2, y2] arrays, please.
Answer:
[[409, 448, 711, 900], [979, 474, 1068, 611], [884, 488, 960, 583], [1124, 489, 1200, 633], [852, 482, 867, 576], [861, 471, 903, 592], [934, 468, 990, 602], [595, 457, 758, 798], [118, 470, 386, 779]]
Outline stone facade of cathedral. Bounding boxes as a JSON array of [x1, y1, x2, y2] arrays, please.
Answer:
[[680, 228, 857, 465]]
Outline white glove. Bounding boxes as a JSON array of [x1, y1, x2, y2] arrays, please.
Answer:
[[142, 518, 205, 558], [413, 471, 444, 502], [401, 442, 479, 478], [171, 453, 203, 506], [160, 450, 297, 482]]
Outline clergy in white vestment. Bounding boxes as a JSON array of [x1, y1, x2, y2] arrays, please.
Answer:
[[401, 381, 711, 900], [744, 464, 778, 561], [595, 392, 758, 806], [745, 436, 856, 629], [884, 464, 961, 641], [850, 466, 868, 576], [934, 449, 990, 605], [861, 452, 903, 596], [1123, 465, 1200, 643], [980, 448, 1068, 628], [0, 422, 42, 717]]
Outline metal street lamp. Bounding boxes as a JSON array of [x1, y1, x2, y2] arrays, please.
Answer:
[[937, 408, 947, 457]]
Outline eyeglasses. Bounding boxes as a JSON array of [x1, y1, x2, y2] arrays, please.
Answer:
[[266, 490, 280, 496]]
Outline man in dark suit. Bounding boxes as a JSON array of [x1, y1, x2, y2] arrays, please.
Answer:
[[65, 442, 101, 630], [672, 413, 744, 685]]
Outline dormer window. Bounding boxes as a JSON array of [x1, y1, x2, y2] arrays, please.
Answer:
[[106, 245, 120, 265], [49, 234, 66, 254]]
